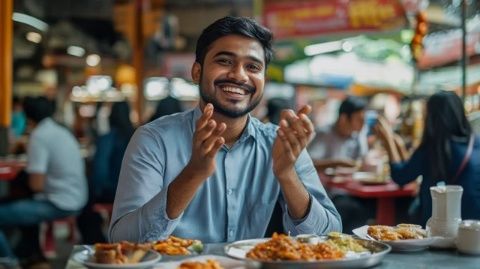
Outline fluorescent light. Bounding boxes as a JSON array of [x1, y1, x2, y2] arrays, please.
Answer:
[[86, 75, 112, 93], [67, 46, 85, 57], [304, 41, 343, 56], [86, 54, 101, 67], [12, 12, 48, 32], [26, 32, 42, 43], [145, 77, 169, 100]]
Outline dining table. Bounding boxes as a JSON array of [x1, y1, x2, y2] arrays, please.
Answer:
[[0, 158, 25, 181], [0, 158, 26, 198], [320, 171, 417, 226], [65, 242, 480, 269]]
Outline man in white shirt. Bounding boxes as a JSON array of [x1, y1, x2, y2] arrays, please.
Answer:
[[0, 96, 87, 266]]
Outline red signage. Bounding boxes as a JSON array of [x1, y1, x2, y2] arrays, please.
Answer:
[[262, 0, 407, 39]]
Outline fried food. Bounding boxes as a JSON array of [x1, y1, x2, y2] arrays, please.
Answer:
[[94, 241, 150, 264], [368, 225, 426, 241], [178, 259, 224, 269], [246, 233, 345, 262], [153, 235, 202, 255]]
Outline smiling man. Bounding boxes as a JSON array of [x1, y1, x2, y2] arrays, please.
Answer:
[[109, 16, 341, 243]]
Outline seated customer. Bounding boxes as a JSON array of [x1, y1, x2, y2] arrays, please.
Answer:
[[375, 91, 480, 225], [308, 96, 368, 170], [308, 96, 374, 233], [0, 96, 88, 265], [109, 16, 341, 243]]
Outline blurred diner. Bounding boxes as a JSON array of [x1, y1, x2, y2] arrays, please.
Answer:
[[0, 96, 88, 267], [308, 95, 368, 170], [375, 90, 480, 225]]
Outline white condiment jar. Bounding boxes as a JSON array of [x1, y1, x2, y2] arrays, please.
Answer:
[[456, 220, 480, 255]]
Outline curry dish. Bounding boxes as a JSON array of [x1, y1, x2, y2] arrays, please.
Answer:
[[178, 259, 224, 269], [246, 233, 345, 261]]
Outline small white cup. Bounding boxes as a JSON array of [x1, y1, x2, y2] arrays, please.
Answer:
[[456, 220, 480, 255]]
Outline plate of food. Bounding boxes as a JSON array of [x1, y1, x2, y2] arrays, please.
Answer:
[[224, 232, 390, 269], [72, 242, 161, 269], [352, 172, 388, 185], [156, 255, 244, 269], [152, 236, 203, 256], [352, 224, 437, 251]]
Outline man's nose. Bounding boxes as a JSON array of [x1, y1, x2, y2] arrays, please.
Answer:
[[226, 64, 248, 83]]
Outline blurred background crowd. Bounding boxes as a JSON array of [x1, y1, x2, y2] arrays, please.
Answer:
[[0, 0, 479, 268]]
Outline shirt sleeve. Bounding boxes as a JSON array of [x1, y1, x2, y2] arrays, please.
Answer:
[[281, 149, 342, 234], [109, 127, 182, 243], [390, 147, 425, 186], [26, 135, 49, 174]]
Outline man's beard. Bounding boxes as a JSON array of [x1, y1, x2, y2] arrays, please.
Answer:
[[199, 78, 262, 118]]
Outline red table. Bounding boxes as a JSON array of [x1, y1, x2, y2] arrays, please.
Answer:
[[0, 160, 26, 181], [324, 176, 417, 226]]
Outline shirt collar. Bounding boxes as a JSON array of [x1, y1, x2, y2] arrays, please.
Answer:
[[191, 106, 257, 143]]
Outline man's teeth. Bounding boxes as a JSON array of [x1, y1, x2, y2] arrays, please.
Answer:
[[222, 86, 247, 95]]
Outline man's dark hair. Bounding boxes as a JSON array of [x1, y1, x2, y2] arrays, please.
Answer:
[[195, 16, 273, 66], [338, 96, 367, 118], [22, 96, 54, 123]]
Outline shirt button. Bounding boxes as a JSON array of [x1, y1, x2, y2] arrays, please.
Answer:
[[227, 188, 233, 195], [228, 229, 234, 237]]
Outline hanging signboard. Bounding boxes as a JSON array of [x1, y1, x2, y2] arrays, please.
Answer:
[[261, 0, 407, 40]]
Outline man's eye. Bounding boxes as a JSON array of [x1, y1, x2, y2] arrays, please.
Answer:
[[247, 64, 262, 72], [216, 59, 232, 65]]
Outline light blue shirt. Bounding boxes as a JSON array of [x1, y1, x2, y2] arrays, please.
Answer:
[[109, 107, 341, 243], [26, 118, 87, 211]]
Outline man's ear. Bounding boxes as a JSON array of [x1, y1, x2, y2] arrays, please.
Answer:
[[191, 62, 201, 84]]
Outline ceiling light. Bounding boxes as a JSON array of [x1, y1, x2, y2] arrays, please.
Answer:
[[86, 54, 101, 67], [304, 41, 343, 56], [12, 12, 48, 31], [26, 32, 42, 43], [67, 46, 85, 57]]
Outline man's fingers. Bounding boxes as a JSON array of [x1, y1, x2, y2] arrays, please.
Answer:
[[194, 119, 217, 148], [196, 103, 214, 130], [205, 137, 225, 158], [277, 129, 296, 161], [299, 113, 315, 138], [283, 111, 311, 147], [202, 123, 227, 153], [297, 105, 312, 115], [279, 125, 302, 156]]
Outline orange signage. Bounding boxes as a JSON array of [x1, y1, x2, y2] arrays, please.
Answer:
[[262, 0, 407, 39]]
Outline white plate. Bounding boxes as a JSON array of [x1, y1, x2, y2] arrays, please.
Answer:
[[72, 249, 161, 269], [224, 237, 391, 269], [155, 255, 245, 269], [352, 225, 437, 252]]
